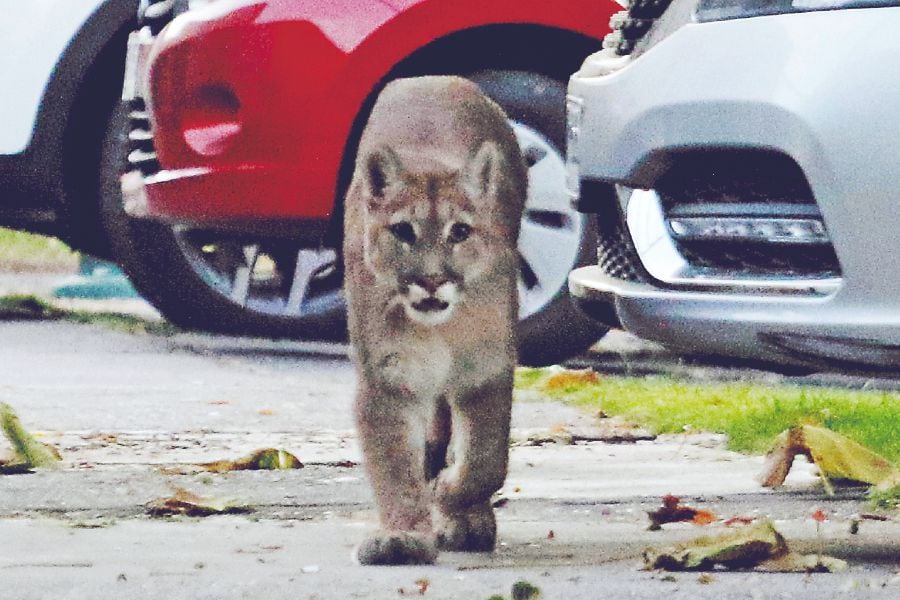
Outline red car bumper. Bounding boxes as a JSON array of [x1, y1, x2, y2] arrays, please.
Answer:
[[129, 0, 614, 227]]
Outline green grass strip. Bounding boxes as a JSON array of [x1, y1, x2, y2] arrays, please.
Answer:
[[516, 368, 900, 463], [0, 228, 78, 272], [0, 294, 177, 336]]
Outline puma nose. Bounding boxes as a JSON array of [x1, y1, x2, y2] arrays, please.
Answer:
[[414, 276, 447, 295]]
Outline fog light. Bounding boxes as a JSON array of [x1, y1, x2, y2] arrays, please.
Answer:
[[667, 217, 829, 244]]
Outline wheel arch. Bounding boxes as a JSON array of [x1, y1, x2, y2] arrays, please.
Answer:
[[326, 23, 603, 245], [44, 0, 138, 255]]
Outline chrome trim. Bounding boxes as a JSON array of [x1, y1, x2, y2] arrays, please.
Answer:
[[625, 189, 842, 294], [122, 26, 155, 101], [145, 167, 213, 184]]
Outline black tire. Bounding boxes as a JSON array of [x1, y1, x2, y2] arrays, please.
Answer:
[[467, 70, 608, 366], [98, 102, 346, 340]]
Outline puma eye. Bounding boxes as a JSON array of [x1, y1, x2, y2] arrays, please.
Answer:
[[448, 222, 472, 244], [388, 221, 417, 244]]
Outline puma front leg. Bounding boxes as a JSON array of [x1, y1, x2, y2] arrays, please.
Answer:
[[433, 373, 513, 551], [355, 381, 437, 565]]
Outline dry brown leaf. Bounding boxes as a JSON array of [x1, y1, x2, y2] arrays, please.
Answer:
[[760, 425, 899, 494], [648, 495, 718, 530], [200, 448, 303, 473], [644, 520, 788, 570], [543, 368, 600, 390], [258, 408, 275, 416], [644, 520, 846, 573], [146, 487, 251, 517], [723, 516, 757, 527], [759, 552, 848, 573], [415, 578, 430, 595]]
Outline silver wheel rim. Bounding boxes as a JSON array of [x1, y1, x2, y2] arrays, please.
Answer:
[[512, 120, 585, 319], [173, 228, 340, 319]]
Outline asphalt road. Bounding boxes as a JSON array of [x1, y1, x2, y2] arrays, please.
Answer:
[[0, 285, 897, 599]]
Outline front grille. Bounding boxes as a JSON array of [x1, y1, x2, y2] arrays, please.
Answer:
[[581, 181, 646, 282], [597, 223, 644, 282], [125, 97, 160, 177]]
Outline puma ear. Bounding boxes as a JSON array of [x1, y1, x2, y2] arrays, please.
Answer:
[[462, 141, 502, 200], [363, 146, 403, 200]]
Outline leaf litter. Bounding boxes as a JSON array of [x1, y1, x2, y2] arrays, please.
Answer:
[[647, 495, 717, 530], [643, 520, 847, 573], [0, 402, 62, 473], [760, 425, 899, 494], [146, 487, 252, 517], [199, 448, 304, 473]]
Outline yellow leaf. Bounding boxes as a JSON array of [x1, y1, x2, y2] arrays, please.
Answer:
[[0, 402, 61, 472], [760, 425, 899, 493], [200, 448, 304, 473]]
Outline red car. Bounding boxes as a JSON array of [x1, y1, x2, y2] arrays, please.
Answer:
[[116, 0, 616, 364]]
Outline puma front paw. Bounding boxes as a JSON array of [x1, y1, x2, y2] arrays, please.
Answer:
[[435, 502, 496, 552], [356, 530, 438, 565]]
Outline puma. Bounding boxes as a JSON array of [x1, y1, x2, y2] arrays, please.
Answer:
[[343, 76, 527, 565]]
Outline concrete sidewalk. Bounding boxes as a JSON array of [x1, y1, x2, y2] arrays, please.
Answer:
[[0, 320, 897, 599]]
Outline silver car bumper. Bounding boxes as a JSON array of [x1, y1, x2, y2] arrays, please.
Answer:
[[567, 9, 900, 370]]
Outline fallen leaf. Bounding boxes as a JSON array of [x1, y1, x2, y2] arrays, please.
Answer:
[[146, 488, 252, 517], [415, 578, 430, 594], [0, 402, 62, 473], [648, 495, 718, 530], [858, 513, 890, 522], [199, 448, 304, 473], [542, 368, 600, 391], [208, 400, 230, 406], [759, 552, 848, 573], [760, 425, 899, 494], [644, 520, 847, 573], [546, 530, 555, 540], [643, 520, 789, 570], [697, 574, 715, 584], [258, 408, 275, 416], [723, 516, 757, 527], [811, 509, 827, 523]]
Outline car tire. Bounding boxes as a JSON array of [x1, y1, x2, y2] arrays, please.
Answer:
[[467, 70, 608, 366], [98, 102, 347, 341]]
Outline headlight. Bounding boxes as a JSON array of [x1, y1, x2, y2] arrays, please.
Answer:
[[696, 0, 900, 22]]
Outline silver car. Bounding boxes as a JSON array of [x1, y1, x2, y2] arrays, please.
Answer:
[[566, 0, 899, 372]]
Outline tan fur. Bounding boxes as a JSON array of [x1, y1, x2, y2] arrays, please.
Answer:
[[344, 76, 526, 565]]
